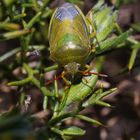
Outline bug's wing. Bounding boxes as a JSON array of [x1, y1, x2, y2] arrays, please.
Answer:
[[49, 3, 90, 48]]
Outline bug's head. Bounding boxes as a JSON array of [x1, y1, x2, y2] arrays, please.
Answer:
[[64, 62, 81, 75]]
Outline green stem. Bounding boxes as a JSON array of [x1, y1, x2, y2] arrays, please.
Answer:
[[26, 12, 42, 29], [44, 65, 59, 72], [8, 77, 31, 86], [13, 13, 26, 20], [0, 45, 45, 63], [0, 29, 31, 40], [48, 112, 74, 126], [0, 47, 20, 63], [31, 77, 52, 96], [54, 77, 59, 98], [23, 64, 54, 96], [115, 23, 138, 44], [8, 63, 54, 97], [23, 63, 33, 76], [115, 23, 139, 70], [43, 95, 48, 110]]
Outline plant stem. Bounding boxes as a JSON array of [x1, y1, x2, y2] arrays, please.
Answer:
[[44, 65, 59, 72]]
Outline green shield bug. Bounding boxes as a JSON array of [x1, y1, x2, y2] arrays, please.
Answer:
[[48, 3, 106, 84]]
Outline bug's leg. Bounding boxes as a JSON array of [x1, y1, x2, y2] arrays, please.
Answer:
[[46, 74, 62, 85], [89, 27, 100, 52], [89, 30, 96, 40], [85, 64, 91, 71], [82, 64, 108, 77], [88, 27, 98, 52], [78, 64, 90, 83], [61, 71, 71, 85], [84, 64, 92, 73], [78, 64, 91, 75], [86, 12, 100, 51], [61, 71, 71, 90], [46, 71, 71, 88]]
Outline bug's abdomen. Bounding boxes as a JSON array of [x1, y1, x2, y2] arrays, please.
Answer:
[[50, 33, 90, 66]]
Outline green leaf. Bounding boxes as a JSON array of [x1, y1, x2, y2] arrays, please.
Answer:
[[130, 42, 140, 49], [96, 29, 132, 54], [0, 29, 31, 40], [51, 127, 63, 136], [62, 126, 85, 136], [43, 96, 48, 110], [95, 100, 111, 107], [96, 11, 117, 42], [83, 88, 117, 107], [87, 0, 118, 42], [76, 115, 102, 126], [3, 0, 16, 6], [128, 42, 140, 70], [131, 23, 140, 32], [128, 47, 139, 70], [92, 0, 104, 11], [115, 0, 137, 8], [0, 22, 20, 30], [0, 108, 34, 138]]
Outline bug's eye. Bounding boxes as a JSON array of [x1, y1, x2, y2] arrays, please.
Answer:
[[64, 65, 68, 69], [77, 63, 81, 68]]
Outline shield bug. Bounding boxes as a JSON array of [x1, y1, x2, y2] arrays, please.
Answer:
[[48, 3, 106, 84]]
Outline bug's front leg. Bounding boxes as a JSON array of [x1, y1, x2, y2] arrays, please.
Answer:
[[61, 71, 71, 90], [84, 64, 92, 73]]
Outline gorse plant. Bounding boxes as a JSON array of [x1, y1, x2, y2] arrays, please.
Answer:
[[0, 0, 139, 140]]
